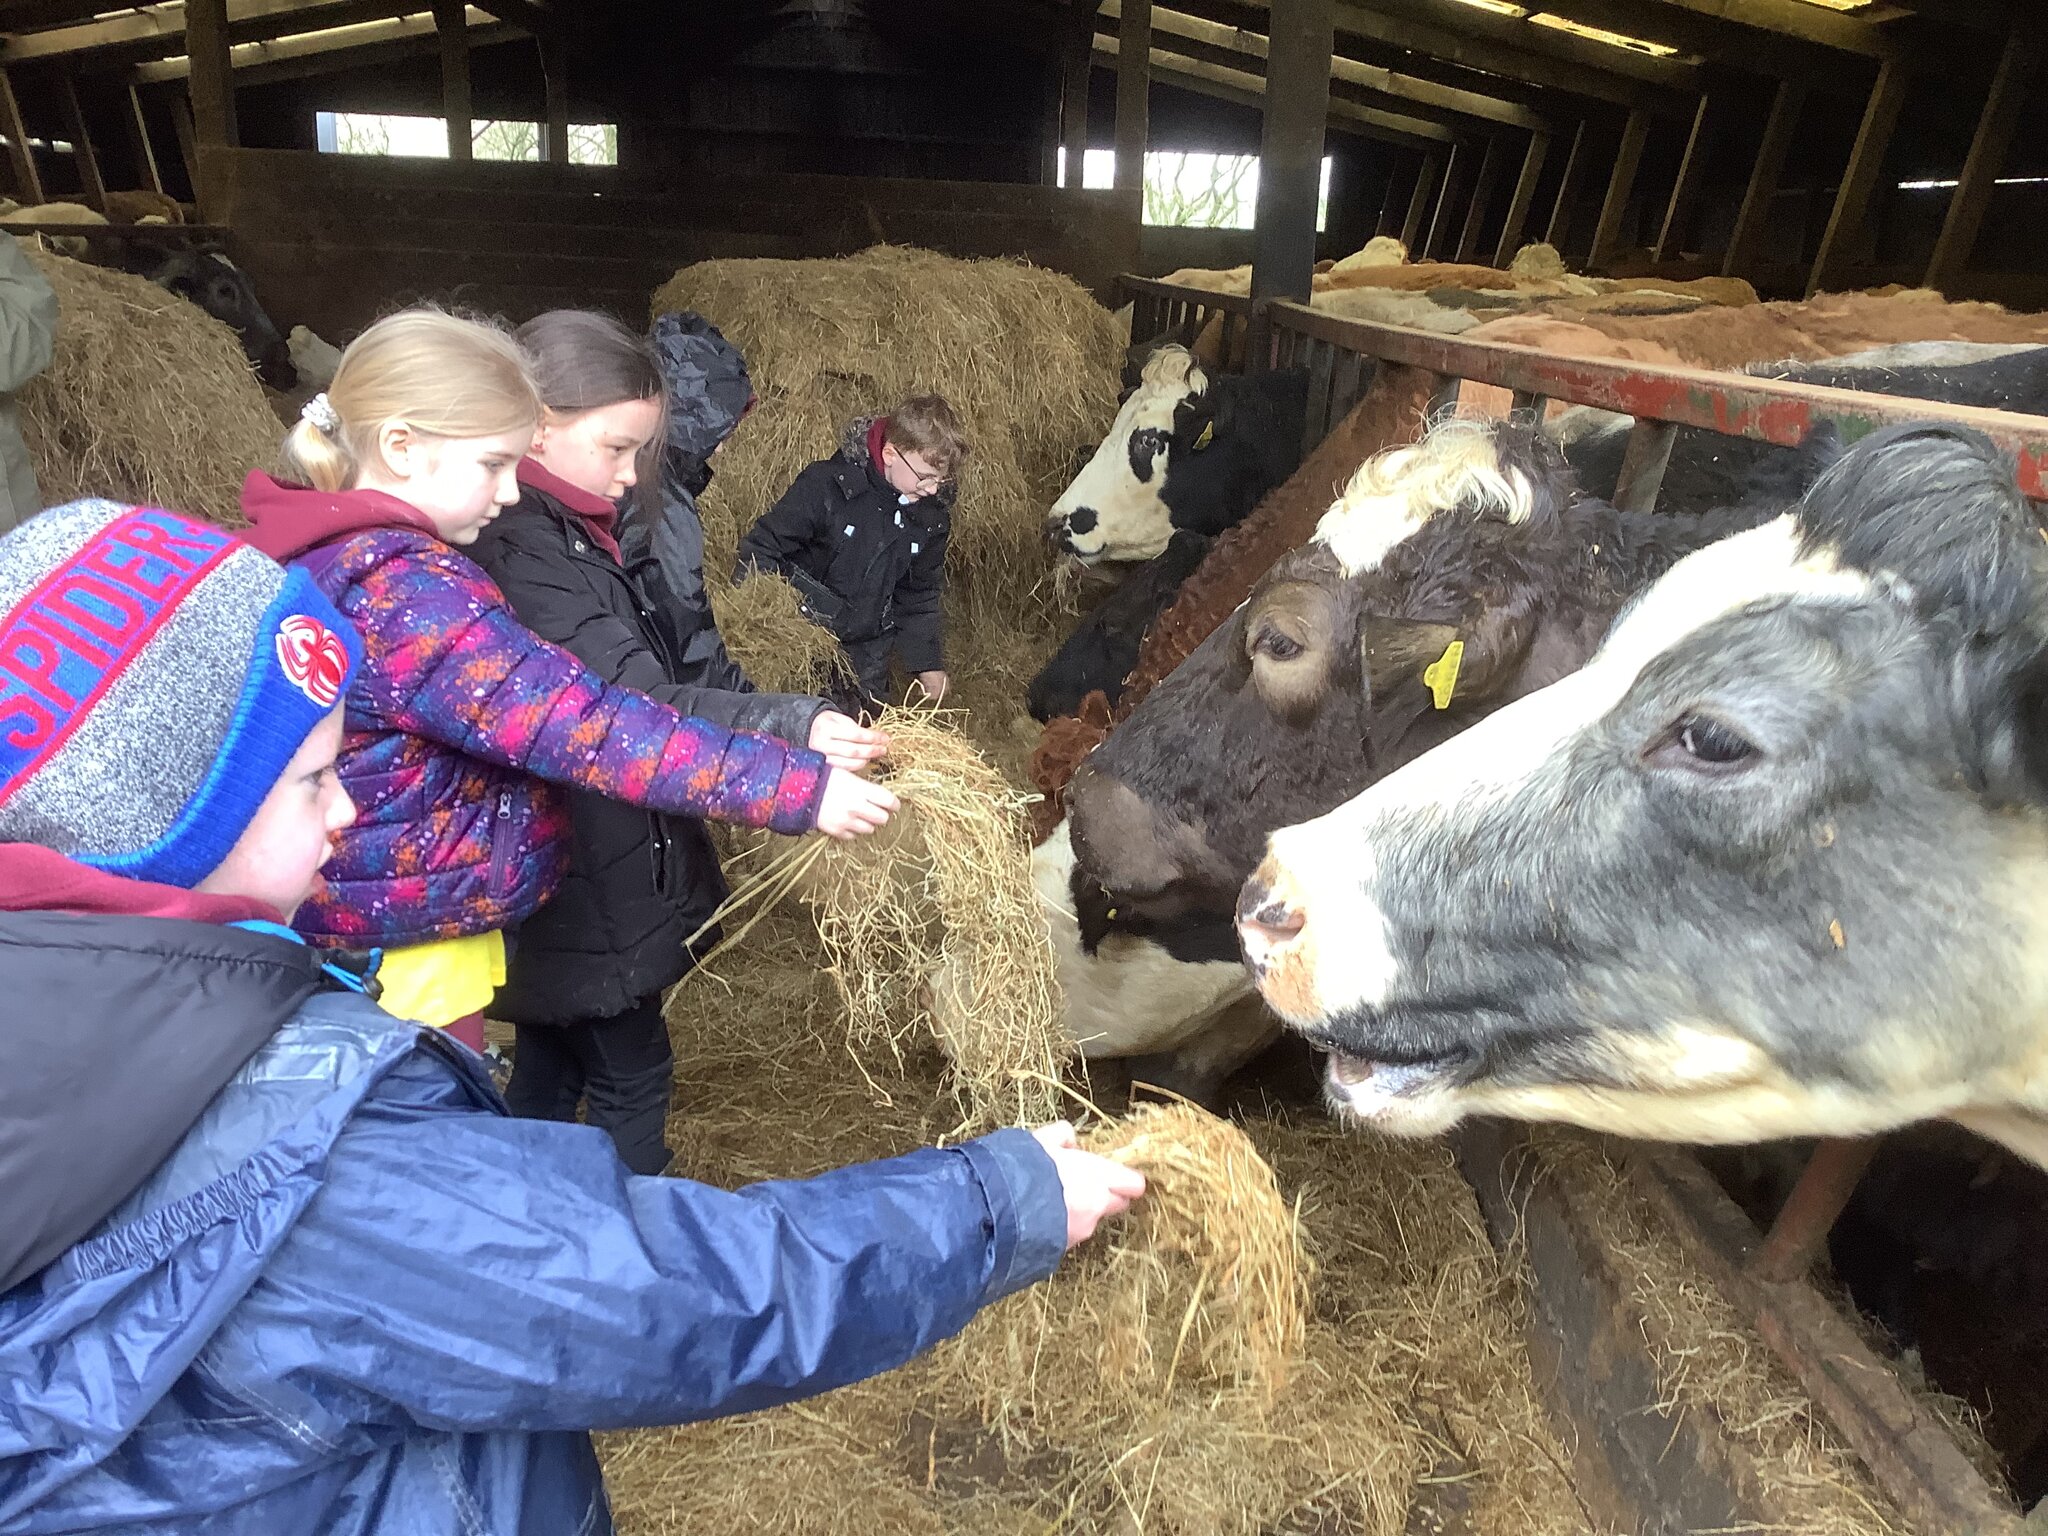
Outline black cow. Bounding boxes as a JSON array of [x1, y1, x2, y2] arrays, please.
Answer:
[[1027, 529, 1211, 722], [111, 242, 295, 389]]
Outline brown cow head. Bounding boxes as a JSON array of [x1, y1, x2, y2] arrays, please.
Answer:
[[1065, 415, 1778, 954]]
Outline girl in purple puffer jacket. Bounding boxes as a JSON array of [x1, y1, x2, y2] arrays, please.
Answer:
[[242, 309, 896, 1051]]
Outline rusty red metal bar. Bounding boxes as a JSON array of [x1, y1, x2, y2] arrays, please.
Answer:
[[1751, 1137, 1883, 1285], [1264, 299, 2048, 500]]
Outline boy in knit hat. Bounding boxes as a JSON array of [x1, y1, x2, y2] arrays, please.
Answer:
[[0, 503, 1142, 1533]]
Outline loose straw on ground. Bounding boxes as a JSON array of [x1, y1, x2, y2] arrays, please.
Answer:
[[18, 246, 281, 525]]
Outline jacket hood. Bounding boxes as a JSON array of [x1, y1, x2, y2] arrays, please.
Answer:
[[840, 412, 885, 470], [0, 856, 329, 1292], [653, 312, 753, 486], [240, 470, 440, 563]]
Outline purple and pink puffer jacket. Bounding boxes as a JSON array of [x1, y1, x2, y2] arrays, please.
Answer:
[[241, 472, 828, 949]]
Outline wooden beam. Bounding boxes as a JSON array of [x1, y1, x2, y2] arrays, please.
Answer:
[[56, 74, 105, 210], [183, 0, 235, 148], [1533, 0, 1891, 76], [540, 33, 567, 164], [1090, 34, 1455, 146], [1114, 0, 1150, 190], [1423, 139, 1462, 259], [1250, 0, 1332, 308], [168, 89, 196, 194], [0, 67, 42, 205], [1807, 57, 1910, 297], [1493, 128, 1549, 266], [1653, 93, 1714, 262], [1335, 0, 1697, 94], [1588, 107, 1649, 270], [1722, 77, 1803, 278], [1375, 152, 1409, 235], [133, 9, 502, 82], [466, 0, 557, 37], [1924, 18, 2045, 294], [1545, 118, 1586, 250], [1060, 0, 1091, 185], [1400, 148, 1440, 248], [122, 82, 163, 194], [1634, 0, 1893, 56], [6, 2, 439, 67], [433, 0, 470, 163], [1455, 134, 1503, 263]]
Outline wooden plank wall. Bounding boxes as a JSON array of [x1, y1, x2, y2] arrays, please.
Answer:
[[199, 146, 1143, 342]]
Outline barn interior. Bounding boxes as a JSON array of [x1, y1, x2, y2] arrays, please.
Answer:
[[6, 0, 2048, 1532]]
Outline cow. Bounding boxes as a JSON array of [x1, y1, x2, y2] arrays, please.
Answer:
[[1565, 342, 2048, 516], [1054, 416, 1819, 1099], [131, 246, 295, 390], [1235, 424, 2048, 1168], [1045, 345, 1308, 565], [1026, 528, 1211, 722]]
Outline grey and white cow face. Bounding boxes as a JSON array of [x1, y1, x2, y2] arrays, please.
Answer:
[[1048, 346, 1207, 564], [1237, 426, 2048, 1164]]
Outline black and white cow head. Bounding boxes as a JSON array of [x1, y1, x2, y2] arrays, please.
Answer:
[[1238, 424, 2048, 1164], [143, 246, 294, 389], [1047, 346, 1308, 565]]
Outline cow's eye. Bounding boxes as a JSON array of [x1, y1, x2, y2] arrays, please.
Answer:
[[1255, 628, 1304, 662], [1651, 713, 1757, 772]]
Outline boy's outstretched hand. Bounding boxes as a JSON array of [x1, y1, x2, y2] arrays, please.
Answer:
[[809, 710, 889, 771], [1031, 1121, 1147, 1247], [815, 767, 898, 840]]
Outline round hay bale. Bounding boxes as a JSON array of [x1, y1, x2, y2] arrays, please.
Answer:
[[17, 247, 279, 525], [650, 245, 1124, 639], [1509, 241, 1566, 280]]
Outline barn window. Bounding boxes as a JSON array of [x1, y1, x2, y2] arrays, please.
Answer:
[[315, 112, 619, 166], [1057, 149, 1332, 232]]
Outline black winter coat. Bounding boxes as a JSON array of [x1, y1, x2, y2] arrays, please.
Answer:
[[735, 415, 951, 693], [472, 479, 826, 1025]]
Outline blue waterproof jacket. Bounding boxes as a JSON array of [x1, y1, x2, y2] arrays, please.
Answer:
[[0, 909, 1067, 1534]]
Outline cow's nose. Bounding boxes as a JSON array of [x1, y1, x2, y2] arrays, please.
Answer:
[[1065, 505, 1099, 536], [1236, 871, 1306, 971]]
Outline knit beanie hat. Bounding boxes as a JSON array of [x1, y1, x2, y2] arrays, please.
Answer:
[[0, 499, 363, 888]]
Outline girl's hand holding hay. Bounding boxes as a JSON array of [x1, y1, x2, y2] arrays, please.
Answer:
[[1033, 1120, 1147, 1246], [815, 766, 898, 840], [807, 709, 889, 771]]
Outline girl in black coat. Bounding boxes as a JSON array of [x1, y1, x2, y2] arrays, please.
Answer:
[[473, 310, 886, 1173]]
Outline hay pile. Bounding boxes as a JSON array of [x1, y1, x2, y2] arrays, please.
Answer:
[[651, 245, 1124, 776], [709, 706, 1071, 1132], [17, 246, 279, 525], [711, 570, 851, 696]]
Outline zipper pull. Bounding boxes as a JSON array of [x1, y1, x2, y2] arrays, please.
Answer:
[[497, 790, 513, 818]]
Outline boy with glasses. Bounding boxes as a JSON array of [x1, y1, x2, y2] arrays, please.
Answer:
[[738, 395, 967, 715]]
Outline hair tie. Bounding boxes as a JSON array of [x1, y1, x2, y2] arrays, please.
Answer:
[[299, 392, 340, 436]]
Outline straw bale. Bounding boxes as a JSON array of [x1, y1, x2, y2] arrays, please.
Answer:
[[651, 244, 1118, 711], [16, 246, 279, 525], [705, 706, 1072, 1133]]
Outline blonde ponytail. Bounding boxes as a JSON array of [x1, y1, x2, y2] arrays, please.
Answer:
[[279, 309, 539, 493]]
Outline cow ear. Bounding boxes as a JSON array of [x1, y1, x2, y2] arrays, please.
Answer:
[[1361, 618, 1461, 704]]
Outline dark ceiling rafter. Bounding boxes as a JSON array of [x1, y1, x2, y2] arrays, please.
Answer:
[[4, 0, 450, 69], [1101, 0, 1552, 134]]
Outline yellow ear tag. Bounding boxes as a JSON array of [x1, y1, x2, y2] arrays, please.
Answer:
[[1193, 420, 1214, 450], [1422, 639, 1465, 710]]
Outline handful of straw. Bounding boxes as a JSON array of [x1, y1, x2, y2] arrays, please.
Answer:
[[699, 705, 1074, 1132], [1080, 1102, 1311, 1404]]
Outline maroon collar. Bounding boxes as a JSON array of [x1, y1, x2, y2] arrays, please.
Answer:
[[239, 471, 441, 563], [0, 843, 282, 922], [518, 457, 621, 562]]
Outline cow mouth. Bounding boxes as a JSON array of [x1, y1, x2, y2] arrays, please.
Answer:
[[1304, 1029, 1477, 1118]]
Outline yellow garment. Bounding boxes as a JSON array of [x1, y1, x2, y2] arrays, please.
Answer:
[[375, 930, 506, 1028]]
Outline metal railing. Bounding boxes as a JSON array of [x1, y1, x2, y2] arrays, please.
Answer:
[[1115, 271, 2047, 1534]]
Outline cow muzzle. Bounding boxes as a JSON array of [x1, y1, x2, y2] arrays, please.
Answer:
[[1046, 504, 1101, 558], [1235, 860, 1314, 1013]]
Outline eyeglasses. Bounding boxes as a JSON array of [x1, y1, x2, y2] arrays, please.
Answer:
[[892, 449, 948, 493]]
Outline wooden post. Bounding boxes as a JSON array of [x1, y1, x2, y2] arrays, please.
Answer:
[[1455, 135, 1504, 264], [58, 76, 106, 212], [1807, 58, 1910, 297], [1400, 149, 1441, 250], [123, 83, 163, 196], [1376, 154, 1411, 236], [1588, 108, 1650, 271], [1060, 0, 1092, 189], [541, 35, 570, 164], [169, 93, 199, 199], [0, 70, 42, 207], [1653, 94, 1714, 263], [1924, 20, 2045, 294], [1423, 141, 1462, 259], [1114, 0, 1150, 192], [1492, 129, 1549, 267], [434, 0, 472, 163], [1545, 119, 1586, 250], [1250, 0, 1334, 309], [1722, 79, 1804, 279], [184, 0, 236, 151]]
